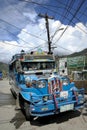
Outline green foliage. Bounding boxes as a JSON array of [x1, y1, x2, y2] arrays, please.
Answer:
[[0, 62, 8, 78], [0, 62, 8, 72]]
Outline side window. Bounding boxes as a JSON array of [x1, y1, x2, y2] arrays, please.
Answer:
[[65, 62, 67, 68], [16, 61, 22, 72]]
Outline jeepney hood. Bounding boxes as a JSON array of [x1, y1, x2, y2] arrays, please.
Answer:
[[18, 74, 48, 94], [19, 84, 48, 102], [20, 90, 40, 102], [19, 84, 47, 94]]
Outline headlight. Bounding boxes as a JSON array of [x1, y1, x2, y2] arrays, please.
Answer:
[[62, 78, 68, 86], [38, 81, 45, 88], [42, 96, 48, 102], [62, 81, 68, 85], [60, 91, 68, 98]]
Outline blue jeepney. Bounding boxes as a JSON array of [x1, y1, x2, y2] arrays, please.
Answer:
[[9, 50, 85, 120]]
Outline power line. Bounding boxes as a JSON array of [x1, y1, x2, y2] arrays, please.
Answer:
[[0, 41, 30, 49], [0, 17, 73, 53], [55, 0, 87, 18], [54, 0, 86, 44], [64, 0, 75, 21], [0, 0, 86, 55], [28, 44, 46, 52], [22, 0, 87, 35], [57, 44, 73, 53], [6, 0, 47, 38], [22, 0, 87, 25], [0, 27, 34, 48], [0, 26, 48, 53], [1, 0, 87, 41], [0, 26, 47, 53], [51, 0, 87, 42], [0, 19, 47, 42], [50, 0, 73, 41], [77, 6, 87, 20]]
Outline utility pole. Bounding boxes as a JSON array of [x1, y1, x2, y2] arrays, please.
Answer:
[[38, 13, 53, 54]]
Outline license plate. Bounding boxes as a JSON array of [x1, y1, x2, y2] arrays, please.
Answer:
[[60, 104, 74, 112], [60, 91, 68, 98], [41, 107, 48, 111]]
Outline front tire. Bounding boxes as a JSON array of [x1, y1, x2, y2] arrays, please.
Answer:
[[24, 102, 33, 121]]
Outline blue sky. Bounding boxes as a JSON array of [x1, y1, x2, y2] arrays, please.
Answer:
[[0, 0, 87, 63]]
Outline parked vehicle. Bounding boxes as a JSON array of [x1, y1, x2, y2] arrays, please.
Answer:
[[0, 71, 3, 80], [9, 50, 85, 120]]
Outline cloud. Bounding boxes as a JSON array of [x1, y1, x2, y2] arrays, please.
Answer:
[[17, 18, 48, 51], [1, 19, 87, 63], [0, 0, 35, 41], [0, 41, 18, 63], [0, 0, 87, 63], [52, 22, 87, 54]]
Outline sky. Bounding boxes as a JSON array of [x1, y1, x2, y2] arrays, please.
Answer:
[[0, 0, 87, 63]]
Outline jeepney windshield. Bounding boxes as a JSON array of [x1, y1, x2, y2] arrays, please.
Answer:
[[21, 61, 55, 71]]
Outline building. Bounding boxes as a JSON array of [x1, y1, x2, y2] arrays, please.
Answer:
[[57, 48, 87, 76]]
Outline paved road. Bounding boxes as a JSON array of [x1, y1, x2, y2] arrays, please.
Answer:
[[0, 79, 87, 130]]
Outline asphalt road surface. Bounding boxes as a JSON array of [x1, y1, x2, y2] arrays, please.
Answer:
[[0, 79, 87, 130]]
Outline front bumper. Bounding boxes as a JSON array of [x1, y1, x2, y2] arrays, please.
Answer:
[[29, 91, 84, 117]]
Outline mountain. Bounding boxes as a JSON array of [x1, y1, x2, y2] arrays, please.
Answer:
[[0, 62, 8, 72], [68, 48, 87, 57]]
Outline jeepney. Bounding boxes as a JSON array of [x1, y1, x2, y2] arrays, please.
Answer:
[[9, 50, 85, 120]]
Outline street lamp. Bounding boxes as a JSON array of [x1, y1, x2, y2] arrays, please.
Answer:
[[51, 28, 64, 41], [51, 28, 64, 52]]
